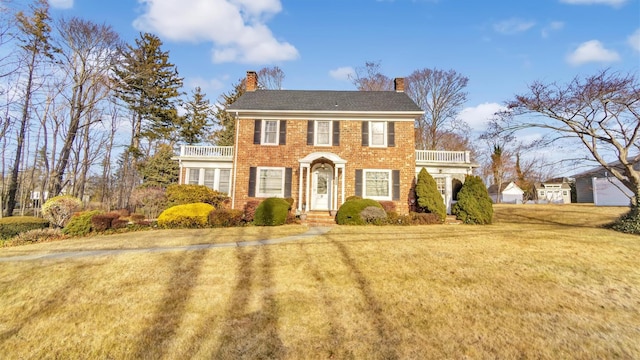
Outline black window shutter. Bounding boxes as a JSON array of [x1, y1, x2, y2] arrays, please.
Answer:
[[388, 122, 395, 147], [332, 121, 340, 146], [361, 122, 369, 146], [248, 167, 257, 197], [392, 170, 400, 200], [253, 120, 261, 144], [307, 120, 314, 145], [279, 120, 287, 145], [355, 169, 363, 197], [284, 168, 292, 197]]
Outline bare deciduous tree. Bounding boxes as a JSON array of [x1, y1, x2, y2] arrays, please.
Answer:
[[406, 68, 469, 150], [257, 66, 285, 90], [504, 69, 640, 210], [349, 61, 393, 91]]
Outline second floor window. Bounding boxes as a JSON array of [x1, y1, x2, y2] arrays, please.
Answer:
[[316, 121, 331, 146], [370, 121, 386, 147], [263, 120, 279, 145]]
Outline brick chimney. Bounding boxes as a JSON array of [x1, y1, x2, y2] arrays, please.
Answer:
[[394, 77, 405, 92], [246, 70, 258, 91]]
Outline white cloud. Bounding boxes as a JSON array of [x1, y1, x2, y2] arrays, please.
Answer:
[[458, 102, 506, 131], [133, 0, 299, 64], [559, 0, 627, 7], [329, 66, 355, 81], [49, 0, 73, 9], [186, 76, 225, 93], [493, 18, 536, 35], [541, 21, 564, 38], [566, 40, 621, 66], [628, 29, 640, 52]]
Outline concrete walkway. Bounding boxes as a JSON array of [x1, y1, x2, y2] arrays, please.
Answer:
[[0, 226, 333, 263]]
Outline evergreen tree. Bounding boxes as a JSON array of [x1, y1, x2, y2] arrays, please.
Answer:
[[211, 78, 244, 146], [180, 86, 213, 144], [137, 144, 179, 188], [452, 175, 493, 224], [415, 168, 446, 222], [112, 32, 183, 152]]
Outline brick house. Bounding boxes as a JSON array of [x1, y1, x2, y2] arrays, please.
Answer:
[[174, 71, 478, 215]]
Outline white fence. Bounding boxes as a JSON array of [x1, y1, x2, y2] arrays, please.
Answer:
[[415, 150, 470, 163], [179, 145, 234, 159]]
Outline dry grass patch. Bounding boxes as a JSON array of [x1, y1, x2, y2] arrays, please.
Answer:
[[0, 204, 638, 359]]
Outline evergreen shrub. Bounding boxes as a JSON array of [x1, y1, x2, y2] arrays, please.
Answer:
[[157, 203, 214, 228], [360, 206, 388, 225], [0, 216, 50, 240], [609, 206, 640, 234], [63, 210, 102, 237], [336, 198, 383, 225], [209, 208, 244, 227], [42, 195, 83, 228], [452, 175, 494, 224], [415, 168, 446, 222], [254, 198, 290, 226]]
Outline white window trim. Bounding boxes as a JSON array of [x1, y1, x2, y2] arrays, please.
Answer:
[[363, 169, 392, 201], [369, 121, 387, 148], [262, 120, 280, 145], [314, 120, 333, 146], [256, 166, 285, 198], [185, 167, 232, 195]]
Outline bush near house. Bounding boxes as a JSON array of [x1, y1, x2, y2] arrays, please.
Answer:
[[336, 198, 383, 225], [254, 198, 291, 226], [415, 168, 446, 222], [42, 195, 83, 228], [209, 209, 245, 227], [452, 175, 494, 224], [166, 184, 228, 208], [0, 216, 50, 240], [243, 200, 260, 223], [63, 210, 103, 237], [157, 203, 214, 228], [360, 206, 388, 225]]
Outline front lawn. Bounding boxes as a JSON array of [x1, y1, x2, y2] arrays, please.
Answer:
[[0, 204, 637, 359]]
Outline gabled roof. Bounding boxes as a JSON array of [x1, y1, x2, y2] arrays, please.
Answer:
[[488, 181, 523, 195], [227, 90, 424, 113], [571, 156, 640, 178]]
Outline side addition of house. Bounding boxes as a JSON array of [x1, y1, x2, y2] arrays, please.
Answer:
[[174, 71, 478, 214]]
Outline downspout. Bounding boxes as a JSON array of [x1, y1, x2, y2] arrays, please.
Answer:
[[231, 112, 240, 209]]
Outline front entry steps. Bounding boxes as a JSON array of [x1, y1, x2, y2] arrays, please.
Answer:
[[301, 211, 337, 226]]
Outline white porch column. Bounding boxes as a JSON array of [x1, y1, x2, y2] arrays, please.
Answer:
[[305, 166, 311, 213], [298, 164, 304, 212], [340, 165, 345, 207]]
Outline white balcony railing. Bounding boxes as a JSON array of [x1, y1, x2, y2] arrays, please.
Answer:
[[415, 150, 470, 164], [179, 145, 234, 159]]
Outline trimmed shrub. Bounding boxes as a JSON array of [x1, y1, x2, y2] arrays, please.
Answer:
[[130, 214, 146, 222], [5, 228, 65, 246], [0, 216, 50, 240], [166, 184, 228, 208], [254, 198, 290, 226], [415, 168, 446, 222], [209, 208, 244, 227], [345, 195, 362, 202], [91, 212, 121, 232], [130, 187, 167, 219], [609, 206, 640, 234], [63, 210, 102, 237], [411, 212, 443, 225], [452, 175, 494, 224], [42, 195, 83, 228], [157, 203, 214, 228], [336, 198, 383, 225], [243, 200, 260, 223], [379, 201, 396, 214], [360, 206, 388, 225], [112, 218, 130, 229]]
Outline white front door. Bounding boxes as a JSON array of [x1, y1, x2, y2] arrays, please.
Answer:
[[312, 166, 332, 210]]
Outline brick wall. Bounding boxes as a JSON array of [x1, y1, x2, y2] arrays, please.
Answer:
[[233, 118, 416, 214]]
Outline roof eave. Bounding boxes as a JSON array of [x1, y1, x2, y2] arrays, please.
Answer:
[[227, 109, 424, 121]]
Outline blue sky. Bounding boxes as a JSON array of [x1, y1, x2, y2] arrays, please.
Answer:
[[48, 0, 640, 133]]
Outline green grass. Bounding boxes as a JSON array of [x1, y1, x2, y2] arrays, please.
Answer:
[[0, 204, 638, 359]]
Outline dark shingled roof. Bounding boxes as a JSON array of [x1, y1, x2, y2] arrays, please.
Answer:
[[227, 90, 423, 113]]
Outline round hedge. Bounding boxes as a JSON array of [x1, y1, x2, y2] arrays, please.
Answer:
[[336, 198, 383, 225], [254, 198, 290, 226], [157, 202, 215, 228], [452, 175, 494, 224]]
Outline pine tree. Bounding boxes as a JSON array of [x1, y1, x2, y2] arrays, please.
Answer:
[[415, 168, 446, 221], [112, 32, 183, 152], [180, 87, 213, 144], [211, 78, 244, 146], [137, 144, 179, 188]]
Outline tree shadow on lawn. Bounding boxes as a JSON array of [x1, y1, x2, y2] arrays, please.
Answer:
[[495, 210, 619, 228], [213, 245, 286, 359], [132, 250, 207, 359]]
